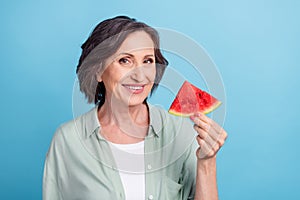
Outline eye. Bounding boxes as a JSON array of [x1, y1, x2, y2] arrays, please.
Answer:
[[143, 58, 154, 64], [118, 57, 132, 66]]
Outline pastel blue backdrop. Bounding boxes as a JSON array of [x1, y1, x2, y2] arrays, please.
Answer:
[[0, 0, 299, 199]]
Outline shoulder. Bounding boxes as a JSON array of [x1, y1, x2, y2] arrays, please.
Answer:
[[50, 107, 99, 148]]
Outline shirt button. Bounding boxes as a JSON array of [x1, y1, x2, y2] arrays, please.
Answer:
[[148, 194, 154, 200], [147, 164, 152, 170]]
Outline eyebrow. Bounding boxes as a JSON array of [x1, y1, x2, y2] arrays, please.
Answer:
[[117, 52, 155, 58]]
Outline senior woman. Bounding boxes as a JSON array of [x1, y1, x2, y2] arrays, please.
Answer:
[[43, 16, 227, 200]]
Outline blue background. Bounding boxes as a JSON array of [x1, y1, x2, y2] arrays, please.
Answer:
[[1, 0, 299, 199]]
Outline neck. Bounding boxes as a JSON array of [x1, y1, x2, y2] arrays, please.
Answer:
[[98, 97, 149, 139]]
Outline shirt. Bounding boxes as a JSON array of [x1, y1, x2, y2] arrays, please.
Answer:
[[109, 141, 145, 200], [43, 103, 198, 200]]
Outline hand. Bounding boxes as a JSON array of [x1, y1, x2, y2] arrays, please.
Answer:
[[190, 113, 227, 160]]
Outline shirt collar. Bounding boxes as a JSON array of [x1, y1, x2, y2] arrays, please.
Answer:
[[84, 106, 101, 138], [83, 103, 164, 139], [148, 103, 165, 137]]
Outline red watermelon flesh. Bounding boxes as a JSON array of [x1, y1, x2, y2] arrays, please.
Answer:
[[168, 81, 221, 116]]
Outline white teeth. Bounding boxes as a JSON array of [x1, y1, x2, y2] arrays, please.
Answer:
[[126, 86, 143, 90]]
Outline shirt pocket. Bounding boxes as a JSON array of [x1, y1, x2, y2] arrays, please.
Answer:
[[162, 176, 183, 200]]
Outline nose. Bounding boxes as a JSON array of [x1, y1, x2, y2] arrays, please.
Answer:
[[130, 65, 146, 82]]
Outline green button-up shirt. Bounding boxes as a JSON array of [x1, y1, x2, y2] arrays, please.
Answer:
[[43, 104, 198, 200]]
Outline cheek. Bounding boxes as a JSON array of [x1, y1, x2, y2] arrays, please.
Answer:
[[101, 69, 124, 92], [104, 67, 126, 82], [145, 66, 156, 82]]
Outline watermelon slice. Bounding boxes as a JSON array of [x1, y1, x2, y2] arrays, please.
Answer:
[[168, 81, 221, 117]]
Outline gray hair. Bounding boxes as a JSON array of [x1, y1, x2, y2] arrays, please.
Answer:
[[76, 16, 168, 105]]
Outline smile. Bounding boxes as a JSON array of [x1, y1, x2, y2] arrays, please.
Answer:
[[126, 85, 143, 90], [122, 84, 145, 94]]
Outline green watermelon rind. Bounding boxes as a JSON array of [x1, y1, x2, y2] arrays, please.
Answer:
[[168, 100, 222, 117]]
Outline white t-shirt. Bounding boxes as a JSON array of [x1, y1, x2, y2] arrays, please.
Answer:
[[109, 141, 145, 200]]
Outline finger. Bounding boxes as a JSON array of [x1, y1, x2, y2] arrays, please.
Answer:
[[196, 137, 216, 159], [191, 113, 228, 149], [194, 125, 216, 148], [195, 112, 227, 137], [190, 115, 210, 131], [194, 125, 226, 158], [196, 134, 220, 156], [198, 123, 227, 148], [192, 117, 227, 149], [191, 114, 218, 134]]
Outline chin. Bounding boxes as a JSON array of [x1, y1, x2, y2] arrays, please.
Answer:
[[127, 97, 147, 107], [109, 95, 146, 107], [121, 91, 150, 107]]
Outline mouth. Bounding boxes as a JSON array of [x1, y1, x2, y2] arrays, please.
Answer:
[[122, 84, 145, 94]]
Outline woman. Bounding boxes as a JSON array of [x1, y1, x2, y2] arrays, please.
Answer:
[[43, 16, 227, 200]]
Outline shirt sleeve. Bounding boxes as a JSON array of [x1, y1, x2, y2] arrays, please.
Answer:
[[42, 129, 63, 200], [181, 134, 198, 200]]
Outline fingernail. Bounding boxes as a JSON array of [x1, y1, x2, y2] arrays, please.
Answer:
[[196, 112, 202, 117]]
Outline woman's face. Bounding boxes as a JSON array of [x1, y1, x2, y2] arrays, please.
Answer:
[[98, 31, 156, 106]]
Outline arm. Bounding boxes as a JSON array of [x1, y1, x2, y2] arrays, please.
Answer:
[[194, 157, 218, 200], [43, 172, 62, 200], [190, 113, 227, 200], [43, 129, 63, 200], [43, 153, 62, 200]]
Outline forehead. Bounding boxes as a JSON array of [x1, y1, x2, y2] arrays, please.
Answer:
[[117, 31, 155, 54]]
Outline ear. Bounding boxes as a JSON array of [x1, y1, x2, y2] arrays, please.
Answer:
[[96, 64, 103, 82], [96, 72, 102, 82]]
